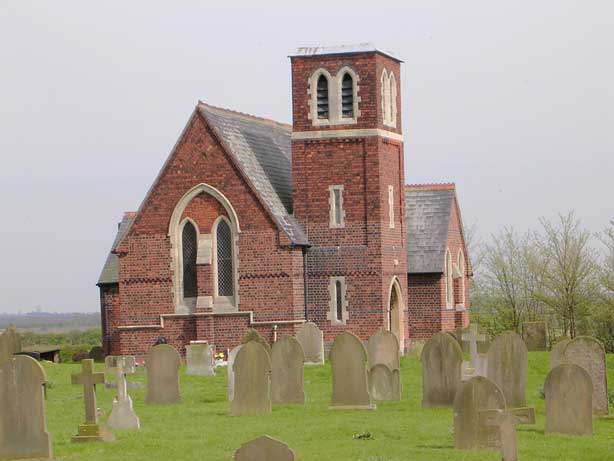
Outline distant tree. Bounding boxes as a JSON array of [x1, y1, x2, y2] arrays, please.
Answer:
[[591, 220, 614, 350], [537, 213, 599, 339]]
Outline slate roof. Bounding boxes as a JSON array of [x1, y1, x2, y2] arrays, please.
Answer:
[[405, 186, 455, 274], [198, 103, 308, 246], [290, 43, 402, 62], [97, 214, 135, 285]]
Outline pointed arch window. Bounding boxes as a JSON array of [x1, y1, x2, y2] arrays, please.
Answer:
[[182, 221, 198, 299], [316, 75, 329, 119], [341, 73, 354, 118], [445, 249, 454, 309], [216, 218, 234, 297], [457, 250, 466, 306]]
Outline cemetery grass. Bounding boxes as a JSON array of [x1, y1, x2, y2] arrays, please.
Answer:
[[43, 353, 614, 461]]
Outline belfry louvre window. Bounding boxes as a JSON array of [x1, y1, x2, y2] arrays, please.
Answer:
[[316, 75, 329, 119], [182, 221, 198, 299], [216, 219, 234, 297], [335, 280, 343, 321], [341, 73, 354, 118]]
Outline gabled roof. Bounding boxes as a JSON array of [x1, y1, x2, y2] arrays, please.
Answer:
[[97, 213, 135, 286], [404, 184, 455, 274], [198, 103, 308, 246]]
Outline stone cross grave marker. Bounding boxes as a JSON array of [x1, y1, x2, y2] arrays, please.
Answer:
[[71, 359, 114, 442], [145, 344, 181, 404], [0, 324, 22, 364], [461, 324, 487, 379], [271, 335, 305, 405], [479, 407, 536, 461], [227, 344, 243, 401], [234, 435, 295, 461], [295, 321, 324, 365], [487, 331, 528, 408], [0, 355, 52, 460], [186, 341, 215, 376], [330, 331, 375, 410], [562, 336, 609, 416], [545, 363, 593, 436], [421, 332, 463, 407], [231, 340, 272, 416], [105, 355, 140, 430]]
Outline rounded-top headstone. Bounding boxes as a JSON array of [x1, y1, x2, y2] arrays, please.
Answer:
[[227, 344, 243, 401], [421, 332, 463, 407], [234, 435, 295, 461], [242, 329, 271, 355], [145, 344, 181, 404], [550, 338, 571, 370], [271, 335, 305, 405], [545, 363, 593, 435], [330, 331, 373, 409], [231, 340, 272, 416], [486, 331, 527, 407], [295, 322, 324, 365], [562, 336, 609, 416], [367, 329, 400, 371], [0, 325, 22, 364], [453, 376, 506, 450]]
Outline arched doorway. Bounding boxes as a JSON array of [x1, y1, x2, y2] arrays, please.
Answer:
[[388, 277, 405, 355]]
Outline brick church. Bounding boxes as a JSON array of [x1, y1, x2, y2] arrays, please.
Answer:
[[97, 44, 471, 358]]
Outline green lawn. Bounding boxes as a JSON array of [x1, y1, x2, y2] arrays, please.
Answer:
[[41, 352, 614, 460]]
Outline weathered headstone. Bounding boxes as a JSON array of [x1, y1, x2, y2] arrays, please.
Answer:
[[549, 338, 571, 370], [479, 407, 536, 461], [186, 342, 215, 376], [231, 341, 272, 416], [271, 335, 305, 405], [487, 331, 528, 407], [330, 331, 374, 410], [227, 344, 243, 401], [242, 329, 271, 355], [461, 324, 489, 381], [88, 346, 104, 362], [0, 355, 52, 459], [368, 329, 400, 371], [455, 324, 490, 355], [234, 435, 295, 461], [562, 336, 609, 416], [453, 376, 506, 449], [421, 332, 463, 407], [522, 321, 548, 351], [369, 364, 401, 401], [105, 355, 140, 430], [545, 364, 593, 435], [0, 324, 22, 364], [145, 344, 181, 404], [71, 359, 114, 442], [295, 321, 324, 365]]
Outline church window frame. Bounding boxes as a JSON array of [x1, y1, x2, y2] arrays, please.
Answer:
[[328, 185, 345, 228], [445, 249, 454, 309], [328, 276, 348, 325], [180, 218, 199, 304], [457, 249, 466, 306], [388, 185, 395, 228], [212, 215, 237, 310], [308, 67, 360, 126], [381, 69, 397, 128]]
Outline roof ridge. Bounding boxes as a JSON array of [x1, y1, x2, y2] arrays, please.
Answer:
[[198, 101, 291, 130], [405, 183, 455, 191]]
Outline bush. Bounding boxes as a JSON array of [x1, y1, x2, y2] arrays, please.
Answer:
[[59, 345, 91, 363]]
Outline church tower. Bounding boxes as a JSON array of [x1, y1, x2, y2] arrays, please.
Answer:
[[290, 44, 408, 351]]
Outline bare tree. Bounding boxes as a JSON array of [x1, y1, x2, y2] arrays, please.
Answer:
[[537, 213, 598, 338]]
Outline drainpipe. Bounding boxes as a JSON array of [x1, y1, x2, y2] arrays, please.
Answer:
[[302, 246, 309, 321]]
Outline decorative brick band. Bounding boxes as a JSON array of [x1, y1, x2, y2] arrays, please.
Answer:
[[291, 128, 403, 142]]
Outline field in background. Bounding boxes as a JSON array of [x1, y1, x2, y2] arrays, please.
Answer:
[[0, 311, 100, 333], [42, 352, 614, 461]]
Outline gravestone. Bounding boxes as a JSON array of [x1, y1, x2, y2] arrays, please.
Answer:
[[545, 364, 593, 435], [295, 322, 324, 365], [487, 331, 528, 407], [479, 407, 536, 461], [231, 341, 272, 416], [234, 435, 295, 461], [454, 324, 490, 354], [522, 321, 547, 351], [88, 346, 104, 362], [421, 332, 463, 407], [453, 376, 506, 449], [105, 355, 140, 430], [368, 329, 400, 371], [227, 344, 243, 401], [145, 344, 181, 404], [242, 329, 271, 355], [329, 331, 374, 410], [0, 324, 22, 364], [562, 336, 609, 416], [0, 355, 52, 459], [461, 324, 489, 381], [71, 359, 114, 442], [186, 342, 215, 376], [369, 364, 401, 401], [271, 335, 305, 405], [549, 338, 571, 370]]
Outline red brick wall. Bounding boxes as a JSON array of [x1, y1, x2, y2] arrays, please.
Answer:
[[99, 284, 119, 355]]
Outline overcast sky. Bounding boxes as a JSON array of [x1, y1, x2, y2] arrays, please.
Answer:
[[1, 1, 612, 313]]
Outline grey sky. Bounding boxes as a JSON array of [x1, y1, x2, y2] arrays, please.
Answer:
[[1, 1, 612, 313]]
